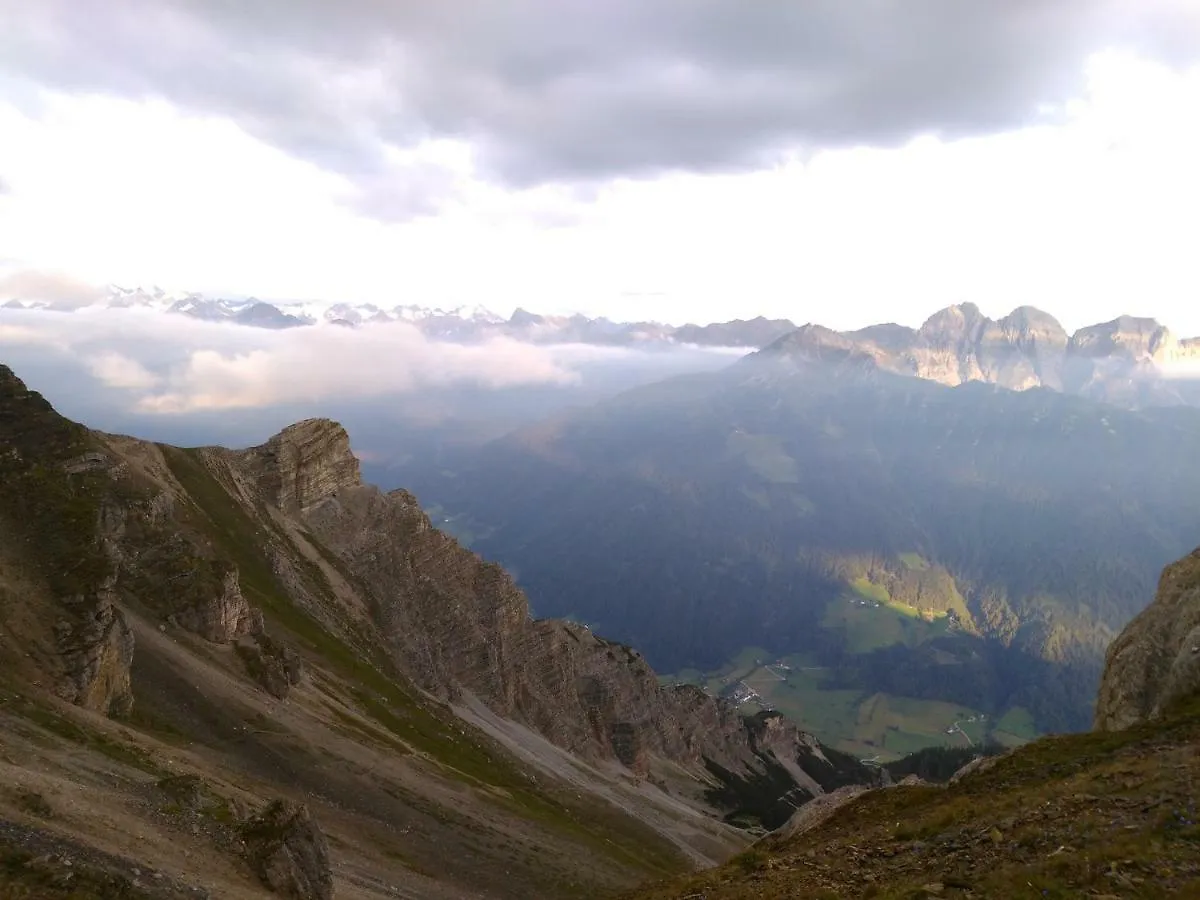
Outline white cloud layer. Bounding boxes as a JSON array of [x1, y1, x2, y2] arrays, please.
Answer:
[[0, 308, 731, 414]]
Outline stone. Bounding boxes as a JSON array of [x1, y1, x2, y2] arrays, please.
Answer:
[[236, 633, 305, 700], [173, 568, 257, 644], [240, 800, 333, 900]]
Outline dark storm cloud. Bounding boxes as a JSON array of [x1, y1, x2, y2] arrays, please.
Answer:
[[3, 0, 1198, 203]]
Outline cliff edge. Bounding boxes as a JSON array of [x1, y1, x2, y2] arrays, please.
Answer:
[[1095, 546, 1200, 730]]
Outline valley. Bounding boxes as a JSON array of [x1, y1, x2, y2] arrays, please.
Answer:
[[404, 342, 1200, 745], [666, 645, 1038, 761]]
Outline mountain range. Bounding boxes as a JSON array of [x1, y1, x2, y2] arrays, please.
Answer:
[[2, 353, 1200, 896], [6, 285, 1200, 405], [0, 284, 798, 348], [768, 302, 1200, 408]]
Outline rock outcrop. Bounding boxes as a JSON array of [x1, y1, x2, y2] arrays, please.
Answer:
[[240, 801, 334, 900], [237, 419, 361, 514], [236, 632, 305, 699], [171, 568, 258, 643], [53, 577, 136, 716], [1095, 547, 1200, 731]]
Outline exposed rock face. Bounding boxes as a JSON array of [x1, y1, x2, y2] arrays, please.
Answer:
[[759, 304, 1200, 407], [241, 800, 334, 900], [1095, 547, 1200, 731], [232, 425, 860, 790], [297, 480, 793, 775], [238, 419, 361, 514], [236, 633, 305, 700], [172, 568, 258, 644], [53, 578, 135, 716]]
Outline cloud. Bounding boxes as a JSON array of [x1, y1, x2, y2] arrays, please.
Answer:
[[1159, 357, 1200, 380], [86, 351, 161, 390], [0, 269, 104, 308], [140, 328, 583, 413], [0, 321, 68, 348], [0, 308, 597, 413], [3, 0, 1197, 196]]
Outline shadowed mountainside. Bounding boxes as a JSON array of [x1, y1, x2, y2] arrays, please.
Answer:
[[402, 338, 1200, 743]]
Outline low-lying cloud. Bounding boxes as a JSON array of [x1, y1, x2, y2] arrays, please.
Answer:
[[0, 307, 739, 421], [0, 308, 593, 412]]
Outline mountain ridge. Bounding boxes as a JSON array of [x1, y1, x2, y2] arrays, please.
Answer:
[[0, 361, 875, 898]]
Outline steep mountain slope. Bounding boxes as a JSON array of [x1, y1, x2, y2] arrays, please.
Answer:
[[0, 363, 872, 898], [629, 543, 1200, 899], [403, 348, 1200, 743]]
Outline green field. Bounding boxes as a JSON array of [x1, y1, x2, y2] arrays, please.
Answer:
[[666, 646, 1038, 761], [821, 582, 952, 654]]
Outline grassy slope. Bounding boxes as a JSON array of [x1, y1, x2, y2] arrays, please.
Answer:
[[628, 696, 1200, 899]]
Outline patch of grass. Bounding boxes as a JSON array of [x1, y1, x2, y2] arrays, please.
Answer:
[[12, 790, 53, 818], [898, 553, 930, 571], [726, 432, 799, 484], [994, 706, 1039, 742], [0, 846, 157, 899], [734, 848, 768, 874], [822, 589, 951, 656], [5, 695, 165, 776]]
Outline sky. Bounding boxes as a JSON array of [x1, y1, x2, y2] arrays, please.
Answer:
[[1, 1, 1200, 333]]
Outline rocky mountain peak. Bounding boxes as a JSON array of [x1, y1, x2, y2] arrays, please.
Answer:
[[918, 302, 987, 344], [238, 418, 361, 513], [509, 307, 545, 326], [764, 323, 863, 359], [996, 305, 1069, 349], [1068, 315, 1174, 361]]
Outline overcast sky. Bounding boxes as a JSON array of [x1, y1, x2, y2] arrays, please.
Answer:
[[1, 1, 1199, 333]]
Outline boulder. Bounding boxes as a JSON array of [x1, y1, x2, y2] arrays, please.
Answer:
[[240, 800, 333, 900]]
